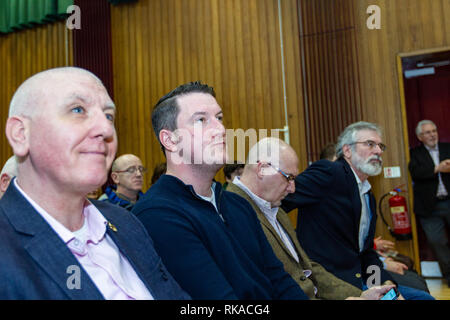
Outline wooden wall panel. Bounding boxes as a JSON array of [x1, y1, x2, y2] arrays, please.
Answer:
[[110, 0, 307, 190], [0, 21, 72, 168], [299, 0, 364, 163]]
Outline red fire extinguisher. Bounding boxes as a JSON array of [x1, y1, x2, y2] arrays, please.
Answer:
[[379, 187, 412, 240]]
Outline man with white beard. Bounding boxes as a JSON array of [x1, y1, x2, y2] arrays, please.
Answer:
[[282, 121, 434, 299]]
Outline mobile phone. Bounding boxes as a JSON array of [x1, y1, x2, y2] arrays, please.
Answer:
[[380, 287, 399, 300]]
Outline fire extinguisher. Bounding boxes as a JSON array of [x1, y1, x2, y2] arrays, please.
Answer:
[[378, 186, 412, 240]]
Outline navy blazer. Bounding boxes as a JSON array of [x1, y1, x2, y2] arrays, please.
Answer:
[[0, 181, 190, 300], [409, 142, 450, 217], [281, 158, 393, 288]]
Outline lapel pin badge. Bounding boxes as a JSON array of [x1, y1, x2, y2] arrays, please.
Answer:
[[108, 222, 118, 232]]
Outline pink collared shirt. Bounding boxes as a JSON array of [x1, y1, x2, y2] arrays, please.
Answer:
[[14, 180, 154, 300]]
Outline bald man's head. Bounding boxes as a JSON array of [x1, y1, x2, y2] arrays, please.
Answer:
[[241, 137, 298, 207], [111, 154, 145, 200], [5, 67, 117, 197], [9, 67, 106, 119]]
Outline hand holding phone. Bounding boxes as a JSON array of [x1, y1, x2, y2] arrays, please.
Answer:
[[380, 287, 400, 300]]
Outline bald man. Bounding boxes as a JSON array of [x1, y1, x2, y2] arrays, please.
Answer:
[[227, 137, 394, 300], [0, 67, 189, 300], [0, 156, 18, 199], [99, 154, 146, 211]]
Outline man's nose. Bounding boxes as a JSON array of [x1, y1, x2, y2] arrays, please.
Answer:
[[92, 110, 115, 140], [212, 118, 226, 135], [374, 144, 384, 155]]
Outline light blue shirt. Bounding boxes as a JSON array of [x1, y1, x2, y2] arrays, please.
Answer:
[[349, 167, 372, 252]]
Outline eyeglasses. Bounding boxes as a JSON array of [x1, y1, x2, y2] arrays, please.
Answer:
[[268, 163, 296, 182], [349, 140, 387, 152], [114, 166, 148, 175], [421, 129, 437, 136]]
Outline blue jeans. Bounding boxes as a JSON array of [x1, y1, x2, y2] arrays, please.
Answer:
[[362, 284, 435, 300], [397, 285, 435, 300]]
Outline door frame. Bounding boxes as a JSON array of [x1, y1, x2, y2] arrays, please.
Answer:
[[396, 46, 450, 274]]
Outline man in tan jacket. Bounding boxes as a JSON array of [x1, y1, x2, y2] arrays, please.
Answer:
[[227, 137, 394, 300]]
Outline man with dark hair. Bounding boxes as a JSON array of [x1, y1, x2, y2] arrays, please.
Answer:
[[319, 143, 337, 161], [151, 81, 216, 153], [282, 121, 434, 300], [409, 120, 450, 287], [150, 162, 167, 185], [222, 162, 245, 190], [133, 81, 308, 300]]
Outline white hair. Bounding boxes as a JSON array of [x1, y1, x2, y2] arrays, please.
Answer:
[[0, 156, 18, 178], [9, 67, 104, 118], [415, 120, 436, 136], [335, 121, 382, 158]]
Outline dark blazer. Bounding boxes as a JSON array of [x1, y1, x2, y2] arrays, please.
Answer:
[[0, 181, 190, 300], [227, 183, 362, 300], [408, 142, 450, 217], [281, 158, 393, 288]]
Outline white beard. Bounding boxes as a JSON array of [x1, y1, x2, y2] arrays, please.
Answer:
[[352, 153, 382, 176]]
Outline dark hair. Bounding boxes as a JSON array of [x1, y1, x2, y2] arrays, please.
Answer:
[[319, 143, 336, 161], [151, 81, 216, 153], [223, 162, 245, 179], [151, 162, 167, 185]]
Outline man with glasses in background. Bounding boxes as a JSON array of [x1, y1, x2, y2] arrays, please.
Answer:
[[281, 121, 434, 299], [100, 154, 147, 211], [409, 120, 450, 287]]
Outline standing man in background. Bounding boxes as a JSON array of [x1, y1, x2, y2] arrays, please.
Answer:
[[409, 120, 450, 287]]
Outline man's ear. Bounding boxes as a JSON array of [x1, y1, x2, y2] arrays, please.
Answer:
[[417, 134, 424, 143], [159, 129, 180, 153], [256, 161, 267, 179], [111, 172, 120, 185], [342, 144, 352, 159], [0, 173, 11, 193], [5, 116, 30, 157]]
